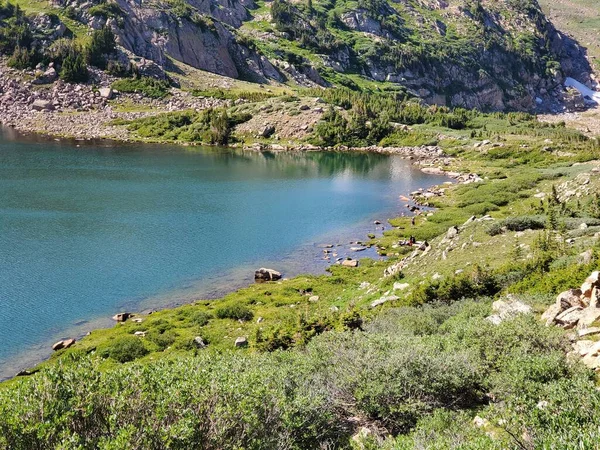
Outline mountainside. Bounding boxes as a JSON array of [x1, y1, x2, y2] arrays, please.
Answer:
[[7, 0, 597, 112], [538, 0, 600, 73]]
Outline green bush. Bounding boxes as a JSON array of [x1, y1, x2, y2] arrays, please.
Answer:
[[106, 336, 149, 363], [408, 266, 500, 305], [192, 89, 274, 102], [122, 108, 249, 145], [487, 215, 545, 236], [215, 303, 254, 321], [112, 77, 170, 99], [190, 310, 212, 327], [146, 330, 177, 351], [0, 297, 583, 449], [7, 45, 37, 69], [88, 2, 122, 19], [60, 51, 88, 83], [86, 26, 116, 69]]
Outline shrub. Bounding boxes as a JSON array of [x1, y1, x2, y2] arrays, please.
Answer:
[[190, 310, 212, 327], [107, 336, 149, 363], [146, 330, 177, 351], [215, 303, 254, 321], [487, 215, 545, 236], [86, 26, 116, 68], [408, 266, 500, 305], [7, 45, 37, 69], [88, 2, 122, 19], [60, 52, 88, 83], [112, 76, 170, 98]]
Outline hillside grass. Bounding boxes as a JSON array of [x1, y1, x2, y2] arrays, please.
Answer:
[[3, 77, 600, 447]]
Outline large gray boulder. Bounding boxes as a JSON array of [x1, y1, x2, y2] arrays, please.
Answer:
[[254, 268, 282, 282], [31, 99, 53, 111], [52, 338, 75, 351], [486, 296, 532, 325]]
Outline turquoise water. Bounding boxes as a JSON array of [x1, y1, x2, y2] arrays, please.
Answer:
[[0, 130, 443, 378]]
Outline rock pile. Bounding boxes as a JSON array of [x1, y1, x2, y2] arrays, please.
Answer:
[[542, 272, 600, 330], [542, 271, 600, 370], [0, 63, 226, 139]]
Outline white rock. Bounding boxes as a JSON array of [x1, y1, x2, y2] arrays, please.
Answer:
[[393, 282, 410, 291]]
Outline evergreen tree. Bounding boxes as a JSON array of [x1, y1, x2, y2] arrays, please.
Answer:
[[86, 26, 116, 69], [7, 45, 34, 69], [60, 51, 88, 82]]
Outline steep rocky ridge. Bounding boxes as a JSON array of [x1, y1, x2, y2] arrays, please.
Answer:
[[7, 0, 599, 112]]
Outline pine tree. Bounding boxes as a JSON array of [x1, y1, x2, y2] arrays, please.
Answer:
[[86, 26, 116, 69], [60, 51, 88, 82]]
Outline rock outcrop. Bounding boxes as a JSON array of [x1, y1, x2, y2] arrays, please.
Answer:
[[542, 271, 600, 370]]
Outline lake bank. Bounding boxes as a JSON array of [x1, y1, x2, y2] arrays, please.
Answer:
[[0, 133, 447, 379]]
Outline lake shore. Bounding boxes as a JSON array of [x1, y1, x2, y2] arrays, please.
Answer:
[[0, 134, 452, 381]]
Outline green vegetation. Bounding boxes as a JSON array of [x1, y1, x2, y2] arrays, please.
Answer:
[[117, 108, 251, 145], [85, 26, 116, 69], [60, 50, 88, 82], [0, 297, 596, 448], [192, 88, 275, 102], [0, 0, 599, 444], [2, 100, 600, 446], [111, 77, 171, 99]]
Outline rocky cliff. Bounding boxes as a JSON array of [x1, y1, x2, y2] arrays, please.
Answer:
[[9, 0, 600, 111]]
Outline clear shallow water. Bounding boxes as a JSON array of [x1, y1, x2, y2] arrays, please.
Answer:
[[0, 129, 443, 378]]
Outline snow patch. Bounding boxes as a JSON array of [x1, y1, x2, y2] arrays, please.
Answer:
[[565, 77, 600, 105]]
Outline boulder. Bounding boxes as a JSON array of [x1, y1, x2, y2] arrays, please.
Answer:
[[581, 341, 600, 369], [556, 289, 585, 310], [370, 295, 399, 308], [555, 306, 584, 329], [52, 338, 75, 351], [490, 297, 532, 322], [579, 249, 594, 265], [98, 87, 113, 99], [578, 327, 600, 338], [446, 226, 459, 239], [581, 272, 600, 298], [258, 124, 275, 138], [384, 261, 403, 277], [33, 67, 58, 84], [577, 307, 600, 330], [31, 99, 53, 111], [573, 340, 595, 356], [234, 336, 248, 348], [193, 336, 207, 348], [342, 259, 359, 268], [254, 268, 282, 282], [541, 303, 562, 326], [112, 312, 132, 322], [393, 282, 410, 291], [592, 288, 599, 308], [308, 295, 320, 302]]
